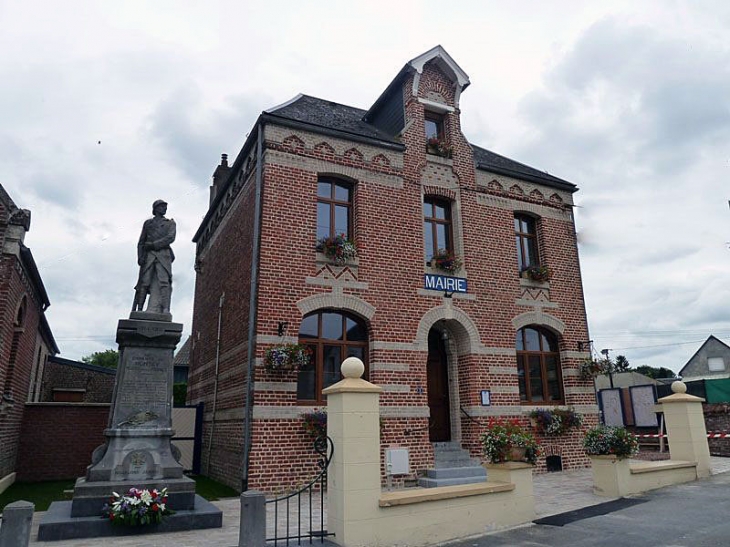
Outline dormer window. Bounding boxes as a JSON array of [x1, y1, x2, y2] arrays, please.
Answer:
[[425, 112, 444, 142], [425, 112, 452, 158]]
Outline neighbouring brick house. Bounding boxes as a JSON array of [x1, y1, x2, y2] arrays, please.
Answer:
[[187, 46, 597, 492], [38, 355, 116, 403], [0, 184, 58, 488]]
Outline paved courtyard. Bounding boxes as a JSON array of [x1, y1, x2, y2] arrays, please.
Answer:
[[26, 457, 730, 547]]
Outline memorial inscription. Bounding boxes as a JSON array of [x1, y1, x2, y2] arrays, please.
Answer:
[[114, 353, 169, 427]]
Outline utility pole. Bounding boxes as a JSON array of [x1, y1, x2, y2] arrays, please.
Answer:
[[601, 348, 614, 388]]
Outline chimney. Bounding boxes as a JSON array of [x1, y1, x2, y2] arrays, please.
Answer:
[[209, 153, 231, 206]]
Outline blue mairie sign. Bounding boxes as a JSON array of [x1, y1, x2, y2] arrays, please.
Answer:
[[424, 274, 468, 293]]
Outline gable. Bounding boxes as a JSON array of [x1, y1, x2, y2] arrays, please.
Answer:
[[679, 336, 730, 378]]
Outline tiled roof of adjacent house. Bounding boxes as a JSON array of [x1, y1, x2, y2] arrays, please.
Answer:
[[265, 94, 575, 190], [174, 336, 191, 367]]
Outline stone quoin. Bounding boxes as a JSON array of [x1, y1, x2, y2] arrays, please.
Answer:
[[187, 46, 598, 492]]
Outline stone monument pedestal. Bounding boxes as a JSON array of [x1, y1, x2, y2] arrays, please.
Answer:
[[38, 314, 222, 541]]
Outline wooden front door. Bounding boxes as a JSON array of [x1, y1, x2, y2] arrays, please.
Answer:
[[427, 329, 451, 442]]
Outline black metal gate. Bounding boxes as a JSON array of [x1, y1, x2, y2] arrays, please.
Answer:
[[266, 436, 334, 545]]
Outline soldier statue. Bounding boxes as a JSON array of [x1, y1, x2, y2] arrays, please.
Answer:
[[132, 199, 176, 315]]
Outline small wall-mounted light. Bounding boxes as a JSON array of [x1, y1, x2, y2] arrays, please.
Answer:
[[443, 291, 454, 299], [277, 322, 288, 337]]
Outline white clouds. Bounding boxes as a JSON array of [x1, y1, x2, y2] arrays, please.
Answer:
[[2, 0, 729, 373], [512, 11, 730, 370]]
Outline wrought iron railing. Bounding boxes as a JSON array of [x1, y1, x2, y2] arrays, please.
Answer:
[[460, 405, 487, 426], [266, 435, 334, 545]]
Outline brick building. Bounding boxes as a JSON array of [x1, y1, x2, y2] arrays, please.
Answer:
[[187, 46, 597, 492], [38, 355, 116, 403], [0, 184, 58, 489]]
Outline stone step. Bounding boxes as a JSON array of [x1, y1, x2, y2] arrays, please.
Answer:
[[432, 442, 479, 468], [417, 475, 488, 488], [424, 466, 487, 480], [433, 457, 481, 468]]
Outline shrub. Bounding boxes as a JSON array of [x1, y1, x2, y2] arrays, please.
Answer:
[[480, 418, 540, 465], [431, 249, 462, 274], [529, 407, 583, 435], [264, 344, 312, 372], [316, 234, 358, 264], [302, 408, 327, 439], [522, 265, 552, 282], [583, 425, 639, 460]]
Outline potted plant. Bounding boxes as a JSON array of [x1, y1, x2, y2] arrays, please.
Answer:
[[521, 265, 552, 282], [103, 487, 173, 526], [480, 418, 540, 465], [529, 407, 583, 435], [583, 425, 639, 460], [430, 249, 462, 274], [426, 137, 453, 158], [302, 408, 327, 439], [316, 234, 358, 265], [264, 344, 313, 372], [578, 358, 611, 380]]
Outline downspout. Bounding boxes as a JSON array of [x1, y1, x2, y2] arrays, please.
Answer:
[[242, 124, 264, 490], [206, 291, 225, 474]]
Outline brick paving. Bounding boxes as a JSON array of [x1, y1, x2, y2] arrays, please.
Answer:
[[26, 457, 730, 546]]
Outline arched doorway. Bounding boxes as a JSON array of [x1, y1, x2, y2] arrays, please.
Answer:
[[427, 328, 451, 442]]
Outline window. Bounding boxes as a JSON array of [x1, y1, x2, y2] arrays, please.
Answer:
[[424, 197, 452, 262], [317, 177, 352, 240], [297, 311, 368, 403], [708, 357, 725, 372], [515, 214, 539, 273], [424, 112, 444, 142], [516, 326, 563, 403]]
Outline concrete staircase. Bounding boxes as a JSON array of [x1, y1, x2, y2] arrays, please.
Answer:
[[418, 442, 487, 488]]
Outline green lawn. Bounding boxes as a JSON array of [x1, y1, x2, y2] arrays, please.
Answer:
[[189, 474, 239, 500], [0, 480, 75, 512], [0, 475, 238, 513]]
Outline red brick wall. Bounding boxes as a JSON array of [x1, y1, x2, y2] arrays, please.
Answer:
[[15, 403, 109, 481], [704, 404, 730, 456], [188, 57, 596, 492], [40, 361, 115, 403], [187, 169, 257, 489], [0, 257, 44, 480]]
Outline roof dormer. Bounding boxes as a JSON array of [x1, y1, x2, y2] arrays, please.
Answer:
[[364, 45, 470, 137]]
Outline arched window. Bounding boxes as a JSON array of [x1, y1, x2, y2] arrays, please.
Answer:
[[516, 326, 563, 403], [15, 297, 26, 327], [514, 214, 539, 273], [424, 197, 452, 261], [317, 177, 353, 240], [297, 311, 368, 403]]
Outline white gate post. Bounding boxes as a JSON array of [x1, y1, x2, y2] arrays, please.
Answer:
[[659, 381, 711, 478], [323, 357, 382, 547]]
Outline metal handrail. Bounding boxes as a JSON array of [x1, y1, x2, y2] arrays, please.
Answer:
[[460, 405, 487, 427]]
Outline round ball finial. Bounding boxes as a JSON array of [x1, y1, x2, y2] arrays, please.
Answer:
[[341, 357, 365, 379], [671, 380, 687, 394]]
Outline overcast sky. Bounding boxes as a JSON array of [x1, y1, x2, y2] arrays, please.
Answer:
[[2, 1, 729, 374]]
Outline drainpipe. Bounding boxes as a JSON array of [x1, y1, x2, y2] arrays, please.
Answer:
[[242, 125, 264, 491], [206, 292, 225, 474]]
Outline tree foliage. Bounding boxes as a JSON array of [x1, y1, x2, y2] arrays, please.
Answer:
[[613, 355, 631, 373], [634, 365, 676, 379], [81, 349, 119, 369]]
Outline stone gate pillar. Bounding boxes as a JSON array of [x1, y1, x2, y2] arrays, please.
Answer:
[[659, 381, 711, 478], [323, 357, 382, 547]]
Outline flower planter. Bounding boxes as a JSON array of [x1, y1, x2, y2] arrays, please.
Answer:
[[508, 446, 527, 462]]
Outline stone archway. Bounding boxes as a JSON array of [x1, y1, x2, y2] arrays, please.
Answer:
[[417, 306, 481, 443]]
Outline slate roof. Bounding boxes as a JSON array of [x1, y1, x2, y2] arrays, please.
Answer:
[[266, 95, 400, 145], [266, 94, 575, 191], [174, 336, 191, 367]]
